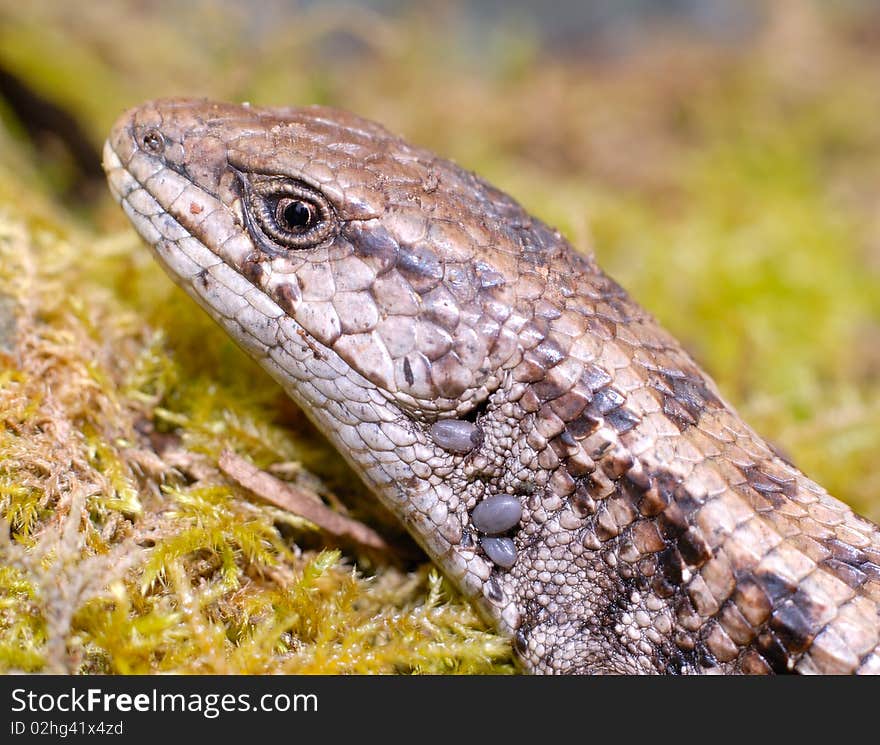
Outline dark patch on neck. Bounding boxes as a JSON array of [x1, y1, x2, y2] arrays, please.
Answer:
[[768, 600, 817, 657], [549, 388, 590, 422], [648, 366, 723, 432], [636, 470, 677, 517], [554, 378, 641, 439], [529, 338, 566, 373], [660, 648, 699, 675], [582, 364, 613, 391], [756, 570, 796, 604], [605, 408, 641, 434], [737, 569, 823, 674], [740, 465, 798, 503], [654, 624, 705, 674], [754, 629, 796, 673], [819, 536, 880, 589], [565, 412, 602, 439], [658, 546, 686, 585], [677, 527, 713, 566]]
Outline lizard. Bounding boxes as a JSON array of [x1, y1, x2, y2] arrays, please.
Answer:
[[103, 98, 880, 674]]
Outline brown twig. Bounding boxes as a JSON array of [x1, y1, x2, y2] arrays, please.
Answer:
[[218, 450, 390, 552]]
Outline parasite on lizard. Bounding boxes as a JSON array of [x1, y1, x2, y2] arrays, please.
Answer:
[[103, 98, 880, 674]]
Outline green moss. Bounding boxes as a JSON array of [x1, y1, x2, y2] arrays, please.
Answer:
[[0, 565, 45, 672]]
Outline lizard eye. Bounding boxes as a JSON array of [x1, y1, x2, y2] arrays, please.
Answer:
[[277, 198, 315, 231], [141, 129, 165, 154], [243, 176, 337, 250]]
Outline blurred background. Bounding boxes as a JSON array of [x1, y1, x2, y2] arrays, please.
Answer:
[[1, 0, 879, 673]]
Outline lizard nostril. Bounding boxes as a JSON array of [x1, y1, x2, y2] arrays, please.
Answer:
[[141, 129, 165, 154]]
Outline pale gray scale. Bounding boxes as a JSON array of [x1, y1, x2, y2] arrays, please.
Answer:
[[421, 284, 461, 330], [176, 236, 223, 271], [387, 207, 431, 245], [151, 210, 191, 242], [295, 301, 342, 346], [371, 272, 420, 315], [430, 354, 474, 398], [394, 444, 417, 466], [472, 495, 523, 535], [219, 232, 259, 267], [330, 372, 375, 405], [415, 321, 453, 361], [299, 355, 348, 391], [429, 419, 481, 454], [267, 344, 308, 381], [377, 315, 417, 358], [453, 325, 491, 371], [318, 397, 361, 427], [368, 386, 396, 413], [153, 238, 204, 281], [104, 163, 136, 199], [296, 261, 337, 302], [333, 291, 379, 334], [481, 537, 517, 569], [244, 289, 284, 320], [371, 448, 405, 466], [126, 186, 164, 218], [356, 422, 397, 452], [125, 149, 166, 186], [412, 442, 436, 464], [121, 199, 162, 245], [192, 272, 249, 320], [218, 317, 269, 359], [428, 500, 449, 526], [331, 255, 376, 292], [394, 353, 434, 399], [308, 370, 348, 403], [207, 260, 260, 300], [333, 332, 396, 390], [381, 421, 418, 448], [165, 184, 216, 227], [340, 398, 384, 425]]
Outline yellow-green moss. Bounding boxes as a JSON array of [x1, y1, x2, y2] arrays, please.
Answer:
[[0, 0, 878, 674]]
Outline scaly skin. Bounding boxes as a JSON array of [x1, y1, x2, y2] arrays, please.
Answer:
[[103, 99, 880, 674]]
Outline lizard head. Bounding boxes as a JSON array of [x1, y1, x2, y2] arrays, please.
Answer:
[[103, 98, 546, 423]]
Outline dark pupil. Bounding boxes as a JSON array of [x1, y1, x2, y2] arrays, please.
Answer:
[[142, 130, 164, 153], [281, 200, 313, 230]]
